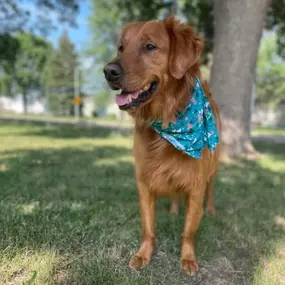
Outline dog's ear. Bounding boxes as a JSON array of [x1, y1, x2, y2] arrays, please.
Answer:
[[165, 16, 204, 79]]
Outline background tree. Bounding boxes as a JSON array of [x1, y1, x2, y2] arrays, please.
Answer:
[[88, 0, 212, 65], [266, 0, 285, 58], [46, 32, 78, 116], [0, 0, 81, 101], [210, 0, 272, 156], [0, 0, 81, 35], [0, 35, 20, 96], [256, 34, 285, 105], [14, 33, 51, 113]]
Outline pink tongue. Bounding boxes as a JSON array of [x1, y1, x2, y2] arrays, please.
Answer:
[[115, 91, 140, 106]]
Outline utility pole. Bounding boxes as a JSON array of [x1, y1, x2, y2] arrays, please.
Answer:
[[74, 66, 80, 120]]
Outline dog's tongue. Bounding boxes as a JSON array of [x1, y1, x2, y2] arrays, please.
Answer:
[[115, 91, 140, 106]]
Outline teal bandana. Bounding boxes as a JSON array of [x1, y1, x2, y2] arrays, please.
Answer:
[[151, 77, 219, 159]]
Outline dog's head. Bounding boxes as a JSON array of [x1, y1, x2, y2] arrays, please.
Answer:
[[103, 16, 203, 117]]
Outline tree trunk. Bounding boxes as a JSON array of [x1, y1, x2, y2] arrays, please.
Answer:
[[210, 0, 272, 157], [23, 91, 28, 114]]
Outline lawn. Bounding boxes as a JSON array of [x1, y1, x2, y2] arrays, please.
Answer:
[[252, 126, 285, 137], [0, 122, 284, 285]]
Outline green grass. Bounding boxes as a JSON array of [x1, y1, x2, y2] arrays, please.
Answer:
[[0, 111, 134, 127], [0, 122, 284, 285], [252, 126, 285, 137]]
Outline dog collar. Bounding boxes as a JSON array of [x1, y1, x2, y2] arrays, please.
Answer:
[[151, 77, 220, 159]]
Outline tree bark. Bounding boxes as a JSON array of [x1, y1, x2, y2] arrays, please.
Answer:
[[211, 0, 272, 157]]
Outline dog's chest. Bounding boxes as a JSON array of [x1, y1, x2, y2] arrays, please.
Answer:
[[134, 129, 208, 195]]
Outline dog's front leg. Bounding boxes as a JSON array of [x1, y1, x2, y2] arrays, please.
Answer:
[[129, 181, 156, 270], [181, 188, 205, 275]]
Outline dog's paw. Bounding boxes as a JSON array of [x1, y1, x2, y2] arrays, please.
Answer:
[[206, 205, 216, 216], [181, 258, 198, 276], [129, 255, 150, 270]]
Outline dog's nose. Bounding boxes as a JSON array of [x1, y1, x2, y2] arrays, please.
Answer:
[[103, 63, 123, 82]]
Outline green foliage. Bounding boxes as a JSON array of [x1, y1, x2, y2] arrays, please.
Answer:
[[13, 33, 51, 112], [88, 0, 173, 64], [256, 34, 285, 105], [0, 0, 81, 99], [0, 0, 81, 34], [45, 32, 78, 116], [0, 33, 51, 102], [15, 33, 51, 91], [266, 0, 285, 58], [0, 35, 20, 96], [89, 0, 285, 66], [181, 0, 214, 63]]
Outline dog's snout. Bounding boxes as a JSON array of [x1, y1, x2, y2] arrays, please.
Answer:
[[104, 63, 123, 82]]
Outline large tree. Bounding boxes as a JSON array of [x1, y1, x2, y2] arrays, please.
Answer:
[[45, 32, 78, 116], [210, 0, 272, 156], [14, 33, 51, 113]]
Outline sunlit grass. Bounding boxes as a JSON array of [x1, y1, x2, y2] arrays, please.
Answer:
[[0, 122, 284, 285], [253, 243, 285, 285], [0, 249, 58, 285], [252, 126, 285, 137]]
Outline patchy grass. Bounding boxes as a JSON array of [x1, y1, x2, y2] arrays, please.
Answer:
[[0, 121, 284, 285], [252, 126, 285, 137]]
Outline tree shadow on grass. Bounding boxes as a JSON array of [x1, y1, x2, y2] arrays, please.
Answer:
[[0, 141, 284, 285], [254, 140, 285, 157]]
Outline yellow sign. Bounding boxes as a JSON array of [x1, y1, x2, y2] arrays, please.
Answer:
[[73, 97, 82, 105]]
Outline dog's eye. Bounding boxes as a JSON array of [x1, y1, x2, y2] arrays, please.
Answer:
[[145, 43, 157, 51], [118, 45, 124, 52]]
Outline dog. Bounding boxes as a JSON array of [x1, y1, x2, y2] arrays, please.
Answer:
[[103, 16, 221, 275]]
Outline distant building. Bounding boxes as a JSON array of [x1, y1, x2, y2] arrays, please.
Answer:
[[83, 96, 97, 117], [0, 95, 45, 114]]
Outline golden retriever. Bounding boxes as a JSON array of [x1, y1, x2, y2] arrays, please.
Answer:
[[103, 16, 221, 275]]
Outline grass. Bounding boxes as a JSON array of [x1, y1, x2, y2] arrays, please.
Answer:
[[252, 126, 285, 137], [0, 111, 134, 127], [0, 122, 284, 285]]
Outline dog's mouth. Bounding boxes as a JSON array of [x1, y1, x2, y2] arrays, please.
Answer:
[[115, 81, 158, 110]]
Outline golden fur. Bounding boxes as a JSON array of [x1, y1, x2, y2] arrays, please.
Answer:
[[105, 16, 221, 275]]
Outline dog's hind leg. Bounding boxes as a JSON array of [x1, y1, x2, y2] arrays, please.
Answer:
[[205, 176, 216, 216], [170, 199, 179, 215]]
